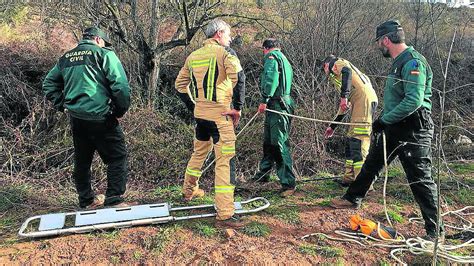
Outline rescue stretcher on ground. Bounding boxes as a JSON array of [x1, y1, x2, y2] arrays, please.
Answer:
[[18, 197, 270, 238]]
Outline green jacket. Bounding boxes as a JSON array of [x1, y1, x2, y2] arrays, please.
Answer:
[[381, 46, 432, 125], [260, 49, 293, 104], [43, 40, 130, 121]]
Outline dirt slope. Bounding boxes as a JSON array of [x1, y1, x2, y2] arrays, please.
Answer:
[[3, 180, 469, 265]]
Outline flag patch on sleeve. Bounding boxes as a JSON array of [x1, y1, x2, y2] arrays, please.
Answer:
[[268, 56, 274, 59], [410, 70, 420, 75]]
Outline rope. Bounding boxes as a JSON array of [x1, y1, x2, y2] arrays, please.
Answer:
[[382, 132, 392, 227], [265, 109, 370, 126], [200, 109, 368, 175], [300, 207, 474, 264]]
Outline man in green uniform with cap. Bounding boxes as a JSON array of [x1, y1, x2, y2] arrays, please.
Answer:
[[252, 38, 296, 197], [330, 20, 444, 240], [43, 27, 131, 209]]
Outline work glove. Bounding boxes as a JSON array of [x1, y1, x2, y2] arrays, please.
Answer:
[[339, 98, 351, 113], [258, 103, 267, 114], [324, 127, 334, 139], [372, 118, 386, 133], [221, 109, 241, 128]]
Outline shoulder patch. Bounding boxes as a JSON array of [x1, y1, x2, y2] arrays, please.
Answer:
[[408, 60, 421, 75], [268, 56, 275, 59]]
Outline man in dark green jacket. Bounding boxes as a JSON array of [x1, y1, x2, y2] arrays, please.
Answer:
[[43, 27, 131, 209], [330, 20, 443, 240], [252, 39, 296, 197]]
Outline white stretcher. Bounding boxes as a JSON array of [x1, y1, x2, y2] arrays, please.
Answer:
[[18, 197, 270, 238]]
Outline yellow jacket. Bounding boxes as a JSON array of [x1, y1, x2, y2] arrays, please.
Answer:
[[329, 58, 378, 123], [175, 39, 243, 121]]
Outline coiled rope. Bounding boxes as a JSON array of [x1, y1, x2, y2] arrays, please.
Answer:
[[300, 206, 474, 264]]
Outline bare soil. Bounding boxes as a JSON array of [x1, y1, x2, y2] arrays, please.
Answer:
[[1, 182, 467, 265]]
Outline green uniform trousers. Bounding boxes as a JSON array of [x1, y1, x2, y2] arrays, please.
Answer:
[[255, 100, 296, 188]]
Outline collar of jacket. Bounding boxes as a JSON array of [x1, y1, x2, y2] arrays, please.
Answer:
[[203, 38, 221, 46], [78, 39, 99, 46], [264, 49, 281, 60], [393, 46, 414, 63]]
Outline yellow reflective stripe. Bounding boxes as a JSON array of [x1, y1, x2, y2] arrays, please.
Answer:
[[207, 57, 216, 101], [186, 168, 202, 177], [330, 73, 342, 86], [190, 59, 210, 68], [191, 59, 210, 64], [221, 145, 235, 154], [345, 160, 353, 165], [354, 127, 370, 134], [353, 161, 364, 169], [215, 185, 235, 193], [222, 146, 235, 150], [191, 63, 209, 68], [354, 127, 370, 131]]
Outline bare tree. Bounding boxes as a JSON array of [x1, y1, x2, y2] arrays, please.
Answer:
[[39, 0, 249, 108]]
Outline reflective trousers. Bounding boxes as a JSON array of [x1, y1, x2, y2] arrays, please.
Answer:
[[342, 101, 377, 183], [342, 136, 370, 183], [182, 117, 236, 220]]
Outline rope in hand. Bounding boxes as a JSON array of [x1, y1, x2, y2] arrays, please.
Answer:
[[265, 109, 370, 126]]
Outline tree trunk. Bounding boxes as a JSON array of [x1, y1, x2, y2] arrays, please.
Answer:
[[147, 0, 159, 109], [147, 55, 161, 109]]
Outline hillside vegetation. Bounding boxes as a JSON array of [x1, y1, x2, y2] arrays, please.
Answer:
[[0, 1, 472, 264]]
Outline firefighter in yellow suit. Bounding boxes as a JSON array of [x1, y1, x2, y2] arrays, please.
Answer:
[[322, 55, 378, 185], [175, 19, 246, 228]]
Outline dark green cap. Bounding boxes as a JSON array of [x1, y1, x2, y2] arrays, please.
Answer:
[[83, 27, 112, 47], [375, 20, 403, 41]]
